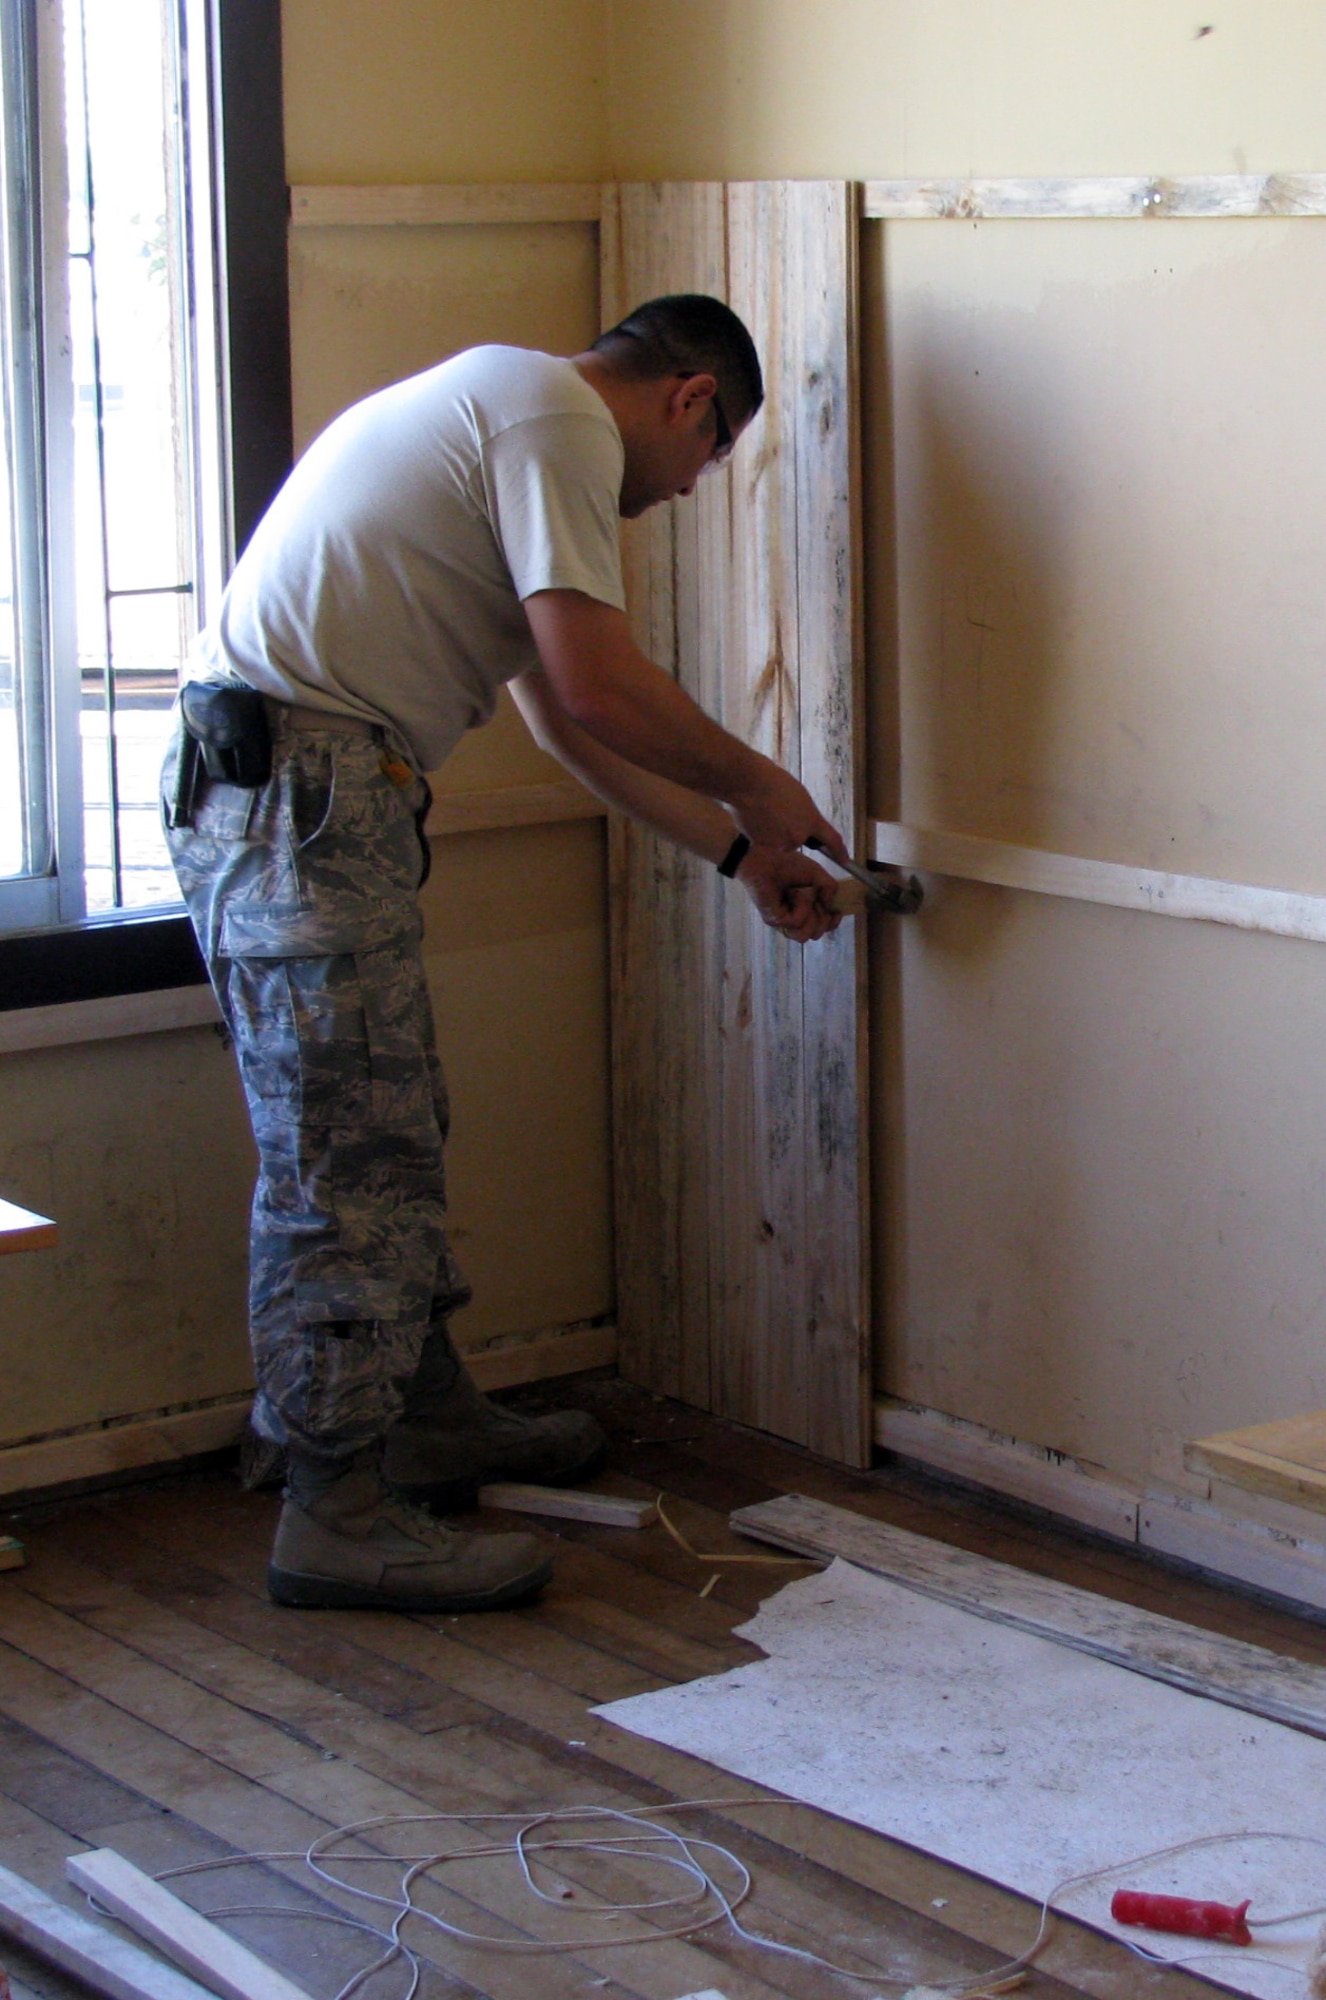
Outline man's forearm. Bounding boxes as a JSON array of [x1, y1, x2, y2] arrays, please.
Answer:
[[550, 631, 761, 801], [510, 670, 740, 862], [522, 589, 848, 862]]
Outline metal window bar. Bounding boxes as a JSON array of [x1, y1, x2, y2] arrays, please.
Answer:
[[65, 0, 196, 915]]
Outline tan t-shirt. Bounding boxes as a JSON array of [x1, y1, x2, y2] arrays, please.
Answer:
[[194, 346, 626, 772]]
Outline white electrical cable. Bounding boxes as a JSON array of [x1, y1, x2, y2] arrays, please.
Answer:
[[136, 1806, 1326, 2000]]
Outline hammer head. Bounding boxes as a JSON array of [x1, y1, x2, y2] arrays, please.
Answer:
[[826, 866, 924, 918]]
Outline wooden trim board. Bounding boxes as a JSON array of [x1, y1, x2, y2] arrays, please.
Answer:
[[870, 820, 1326, 945], [291, 176, 1326, 232], [874, 1401, 1139, 1539], [1187, 1409, 1326, 1514], [729, 1492, 1326, 1737], [289, 182, 602, 227], [0, 1400, 254, 1503], [863, 172, 1326, 220], [1139, 1494, 1326, 1616], [0, 1858, 216, 2000], [67, 1851, 312, 2000], [477, 1483, 657, 1527]]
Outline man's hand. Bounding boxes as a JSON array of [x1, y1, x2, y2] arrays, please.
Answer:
[[736, 846, 843, 943], [728, 761, 851, 865]]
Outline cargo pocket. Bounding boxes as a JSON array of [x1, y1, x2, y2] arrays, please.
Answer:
[[293, 1274, 425, 1442], [226, 958, 302, 1114]]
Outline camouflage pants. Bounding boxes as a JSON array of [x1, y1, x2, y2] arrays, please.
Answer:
[[163, 708, 470, 1456]]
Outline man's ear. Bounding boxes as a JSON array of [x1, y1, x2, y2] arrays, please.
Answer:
[[666, 371, 718, 427]]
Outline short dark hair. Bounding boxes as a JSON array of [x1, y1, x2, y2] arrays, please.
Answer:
[[592, 294, 764, 428]]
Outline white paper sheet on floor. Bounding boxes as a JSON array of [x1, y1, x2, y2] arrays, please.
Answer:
[[595, 1558, 1326, 1999]]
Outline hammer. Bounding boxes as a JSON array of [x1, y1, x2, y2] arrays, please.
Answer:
[[809, 841, 924, 917]]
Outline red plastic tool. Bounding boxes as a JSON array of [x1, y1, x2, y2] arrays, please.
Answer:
[[1111, 1889, 1253, 1945]]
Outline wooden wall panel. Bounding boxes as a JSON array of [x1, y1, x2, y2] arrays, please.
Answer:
[[603, 181, 869, 1464]]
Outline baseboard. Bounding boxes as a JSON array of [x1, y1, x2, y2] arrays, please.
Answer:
[[0, 1323, 619, 1504], [1139, 1494, 1326, 1614], [0, 1398, 253, 1503], [873, 1399, 1141, 1540], [463, 1321, 617, 1392], [873, 1396, 1326, 1615]]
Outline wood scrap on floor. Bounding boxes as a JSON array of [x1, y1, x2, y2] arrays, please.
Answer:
[[476, 1482, 658, 1527], [0, 1857, 214, 2000], [730, 1491, 1326, 1736], [65, 1851, 313, 2000]]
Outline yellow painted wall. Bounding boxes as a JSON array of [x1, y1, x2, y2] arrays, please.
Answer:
[[603, 0, 1326, 181]]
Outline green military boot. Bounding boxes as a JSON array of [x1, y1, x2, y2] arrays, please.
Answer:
[[382, 1323, 606, 1508], [268, 1449, 552, 1611]]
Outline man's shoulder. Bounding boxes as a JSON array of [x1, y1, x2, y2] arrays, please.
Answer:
[[439, 346, 613, 439]]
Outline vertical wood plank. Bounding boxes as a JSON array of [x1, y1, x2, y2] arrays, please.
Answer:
[[605, 182, 869, 1464], [789, 180, 871, 1461], [603, 184, 725, 1406]]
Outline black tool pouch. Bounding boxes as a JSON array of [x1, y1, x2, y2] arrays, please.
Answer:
[[180, 683, 273, 787]]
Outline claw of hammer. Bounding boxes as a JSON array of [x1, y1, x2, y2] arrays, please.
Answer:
[[810, 841, 924, 916]]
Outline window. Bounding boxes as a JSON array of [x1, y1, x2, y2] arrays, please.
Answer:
[[0, 0, 289, 978]]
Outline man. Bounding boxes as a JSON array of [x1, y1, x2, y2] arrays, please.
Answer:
[[165, 294, 849, 1616]]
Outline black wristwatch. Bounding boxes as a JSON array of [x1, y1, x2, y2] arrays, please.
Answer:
[[717, 834, 751, 877]]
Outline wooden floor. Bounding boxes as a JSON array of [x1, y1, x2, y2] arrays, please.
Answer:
[[1, 1376, 1320, 2000]]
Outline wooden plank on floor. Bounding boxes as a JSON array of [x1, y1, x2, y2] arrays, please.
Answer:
[[0, 1858, 217, 2000], [603, 182, 869, 1467], [730, 1492, 1326, 1737], [65, 1851, 312, 2000], [1187, 1408, 1326, 1512]]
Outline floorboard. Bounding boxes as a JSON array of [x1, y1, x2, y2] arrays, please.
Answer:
[[0, 1374, 1282, 2000]]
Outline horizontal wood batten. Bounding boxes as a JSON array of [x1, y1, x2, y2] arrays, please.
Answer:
[[870, 820, 1326, 944], [863, 173, 1326, 221], [0, 983, 221, 1055], [290, 183, 602, 227], [424, 779, 605, 838], [291, 178, 1326, 231]]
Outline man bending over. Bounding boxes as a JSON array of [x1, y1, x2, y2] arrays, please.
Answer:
[[165, 293, 848, 1614]]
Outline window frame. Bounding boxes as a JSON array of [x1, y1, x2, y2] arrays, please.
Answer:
[[0, 0, 291, 1008]]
